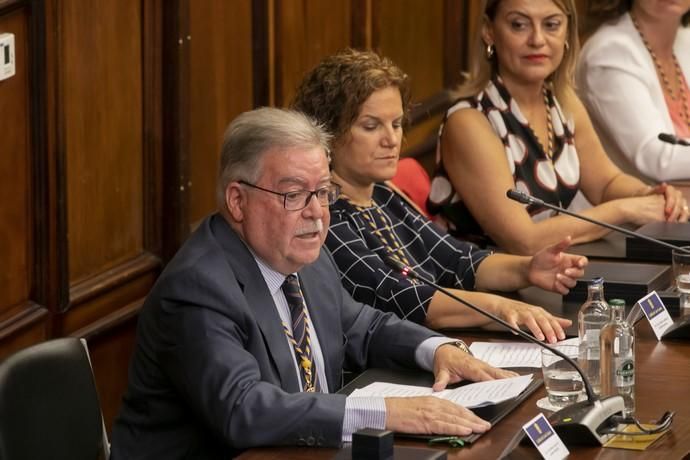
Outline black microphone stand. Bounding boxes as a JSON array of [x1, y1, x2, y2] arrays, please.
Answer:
[[506, 189, 690, 254], [507, 188, 690, 339], [390, 259, 625, 446]]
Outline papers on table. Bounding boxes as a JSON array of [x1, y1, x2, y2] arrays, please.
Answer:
[[349, 373, 533, 408], [469, 337, 579, 368]]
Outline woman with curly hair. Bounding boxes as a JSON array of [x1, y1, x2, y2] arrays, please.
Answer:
[[291, 48, 588, 343]]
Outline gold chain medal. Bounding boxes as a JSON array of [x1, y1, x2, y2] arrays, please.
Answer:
[[301, 357, 315, 392]]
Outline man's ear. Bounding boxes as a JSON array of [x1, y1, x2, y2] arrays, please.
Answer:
[[225, 183, 245, 222]]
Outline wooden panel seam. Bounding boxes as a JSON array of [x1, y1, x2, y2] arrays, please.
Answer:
[[0, 0, 25, 15], [0, 301, 49, 340], [69, 252, 160, 307], [70, 297, 142, 340]]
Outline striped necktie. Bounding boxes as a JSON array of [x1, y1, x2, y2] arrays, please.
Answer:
[[281, 274, 321, 392]]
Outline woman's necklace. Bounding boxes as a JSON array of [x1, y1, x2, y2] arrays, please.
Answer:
[[631, 13, 690, 127], [543, 87, 555, 159], [531, 87, 555, 159]]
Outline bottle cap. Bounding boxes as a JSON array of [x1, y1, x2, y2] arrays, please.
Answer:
[[610, 299, 625, 307], [591, 277, 604, 285]]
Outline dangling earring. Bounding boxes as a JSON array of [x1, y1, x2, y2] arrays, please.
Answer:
[[485, 43, 495, 60], [564, 41, 570, 52]]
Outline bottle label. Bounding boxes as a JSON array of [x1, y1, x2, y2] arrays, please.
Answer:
[[615, 358, 634, 387]]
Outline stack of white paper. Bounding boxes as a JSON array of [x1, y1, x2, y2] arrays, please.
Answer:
[[349, 373, 534, 408], [469, 338, 579, 368]]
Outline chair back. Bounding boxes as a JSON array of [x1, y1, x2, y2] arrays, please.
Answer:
[[0, 338, 108, 460]]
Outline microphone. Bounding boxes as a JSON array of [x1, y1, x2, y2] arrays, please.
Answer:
[[658, 132, 690, 146], [506, 189, 690, 254], [387, 256, 625, 446], [507, 189, 690, 339]]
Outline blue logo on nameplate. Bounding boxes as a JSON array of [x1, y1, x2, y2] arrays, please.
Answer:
[[522, 413, 569, 460], [525, 415, 554, 446], [639, 292, 665, 319], [637, 291, 674, 340]]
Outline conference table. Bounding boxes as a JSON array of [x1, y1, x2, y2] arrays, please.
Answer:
[[238, 315, 690, 459], [239, 234, 690, 459]]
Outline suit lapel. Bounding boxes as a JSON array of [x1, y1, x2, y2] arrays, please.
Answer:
[[211, 215, 301, 393]]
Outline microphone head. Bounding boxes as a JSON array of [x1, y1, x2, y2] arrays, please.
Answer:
[[506, 189, 533, 204], [658, 133, 678, 145]]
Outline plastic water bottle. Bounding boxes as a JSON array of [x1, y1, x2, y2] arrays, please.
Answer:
[[600, 299, 635, 416], [577, 277, 610, 395]]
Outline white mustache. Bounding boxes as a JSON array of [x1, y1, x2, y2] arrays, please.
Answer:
[[295, 219, 324, 236]]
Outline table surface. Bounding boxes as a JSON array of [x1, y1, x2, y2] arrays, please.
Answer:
[[238, 227, 690, 459], [237, 317, 690, 460]]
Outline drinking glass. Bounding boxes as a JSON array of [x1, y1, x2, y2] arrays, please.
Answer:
[[541, 345, 584, 408], [672, 246, 690, 310]]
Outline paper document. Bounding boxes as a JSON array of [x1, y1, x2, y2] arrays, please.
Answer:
[[469, 338, 579, 368], [349, 374, 533, 408]]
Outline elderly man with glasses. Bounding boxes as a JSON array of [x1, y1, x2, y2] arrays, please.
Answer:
[[110, 108, 517, 460]]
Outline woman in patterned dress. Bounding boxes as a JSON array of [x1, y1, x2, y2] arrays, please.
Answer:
[[292, 48, 587, 343], [427, 0, 688, 254]]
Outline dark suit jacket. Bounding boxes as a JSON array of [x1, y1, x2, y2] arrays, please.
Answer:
[[110, 213, 438, 459]]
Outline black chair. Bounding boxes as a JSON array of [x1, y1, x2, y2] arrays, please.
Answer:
[[0, 337, 110, 460]]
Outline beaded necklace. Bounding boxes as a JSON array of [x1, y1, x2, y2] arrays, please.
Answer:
[[531, 86, 555, 159], [631, 13, 690, 128], [543, 87, 555, 159], [354, 201, 413, 269]]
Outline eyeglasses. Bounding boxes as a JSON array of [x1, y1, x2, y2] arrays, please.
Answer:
[[239, 180, 341, 211]]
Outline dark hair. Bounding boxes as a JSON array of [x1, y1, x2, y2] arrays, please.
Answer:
[[291, 48, 411, 144], [583, 1, 690, 36]]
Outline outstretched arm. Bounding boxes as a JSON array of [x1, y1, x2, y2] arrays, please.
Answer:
[[474, 237, 587, 294]]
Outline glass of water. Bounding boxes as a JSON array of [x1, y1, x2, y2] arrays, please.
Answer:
[[672, 246, 690, 309], [541, 345, 584, 408]]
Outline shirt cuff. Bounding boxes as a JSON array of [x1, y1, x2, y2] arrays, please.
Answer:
[[342, 396, 387, 442], [414, 336, 457, 372]]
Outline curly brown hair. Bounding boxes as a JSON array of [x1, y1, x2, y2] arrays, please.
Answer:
[[291, 48, 411, 144], [583, 0, 690, 36]]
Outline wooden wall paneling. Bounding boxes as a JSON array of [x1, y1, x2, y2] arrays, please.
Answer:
[[0, 6, 31, 311], [443, 0, 464, 88], [143, 0, 164, 256], [252, 0, 270, 108], [274, 0, 353, 107], [0, 2, 51, 354], [188, 0, 254, 228], [350, 0, 370, 49], [161, 0, 191, 261], [61, 0, 144, 283]]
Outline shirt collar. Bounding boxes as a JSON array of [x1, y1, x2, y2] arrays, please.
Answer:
[[250, 249, 295, 296]]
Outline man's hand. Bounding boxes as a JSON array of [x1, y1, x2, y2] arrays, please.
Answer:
[[432, 343, 518, 392], [385, 396, 491, 436], [528, 236, 587, 295]]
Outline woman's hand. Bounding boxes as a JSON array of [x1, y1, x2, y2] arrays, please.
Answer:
[[527, 237, 588, 295], [648, 183, 689, 222], [492, 298, 572, 343]]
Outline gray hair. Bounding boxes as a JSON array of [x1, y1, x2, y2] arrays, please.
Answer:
[[216, 107, 332, 209]]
